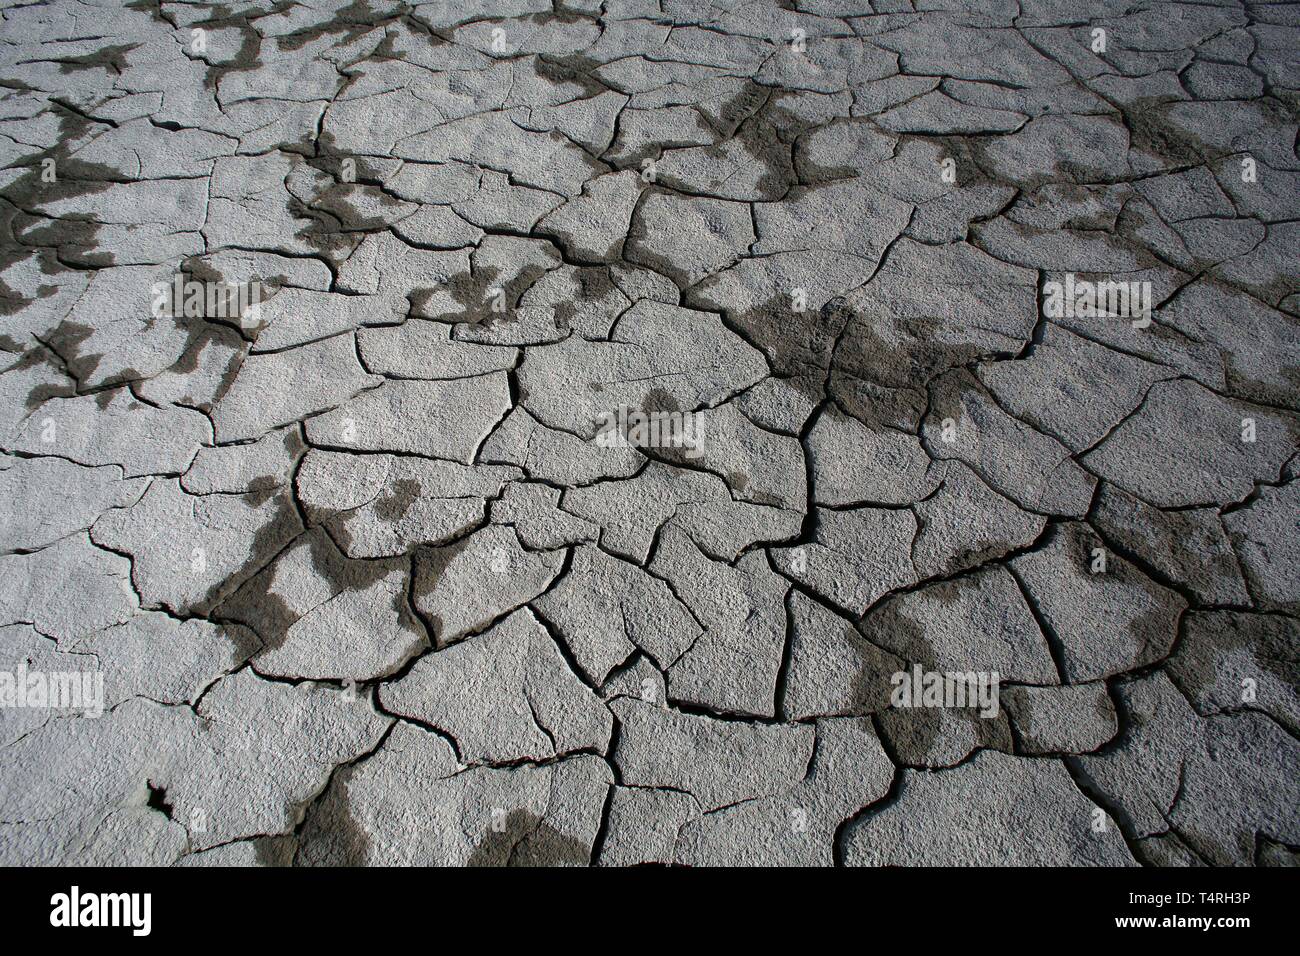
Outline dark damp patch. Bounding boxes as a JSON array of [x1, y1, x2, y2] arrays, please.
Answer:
[[1053, 520, 1182, 671], [273, 131, 377, 265], [775, 100, 885, 188], [205, 8, 265, 93], [287, 191, 365, 266], [123, 0, 282, 94], [871, 681, 942, 767], [44, 43, 141, 75], [412, 534, 473, 597], [607, 82, 797, 203], [243, 474, 280, 508], [792, 120, 865, 185], [176, 259, 280, 405], [1257, 836, 1300, 867], [295, 764, 371, 866], [121, 0, 169, 25], [860, 597, 1013, 765], [526, 9, 587, 29], [216, 525, 420, 655], [1, 97, 254, 405], [621, 187, 698, 289], [537, 219, 621, 266], [106, 367, 142, 396], [712, 82, 770, 139], [413, 255, 554, 328], [933, 540, 1015, 578], [411, 265, 498, 323], [854, 601, 938, 768], [194, 486, 303, 624], [840, 367, 919, 442], [1169, 610, 1298, 728], [283, 427, 306, 457], [303, 129, 393, 186], [720, 84, 799, 193], [640, 387, 679, 416], [181, 255, 280, 313], [921, 133, 999, 187], [622, 389, 761, 499], [1118, 96, 1220, 169], [987, 132, 1112, 195], [43, 321, 100, 386], [466, 809, 589, 867], [534, 53, 612, 103], [1112, 196, 1205, 273], [299, 503, 353, 556], [170, 322, 247, 412], [877, 699, 1013, 767], [604, 112, 716, 172], [1222, 357, 1300, 415], [624, 84, 842, 277], [976, 202, 1166, 276], [552, 0, 598, 19], [43, 288, 247, 400], [725, 471, 751, 493], [843, 622, 908, 717], [82, 258, 255, 408], [551, 265, 619, 331], [410, 534, 483, 648], [858, 586, 959, 763], [8, 343, 77, 410], [681, 292, 852, 409], [92, 383, 120, 409], [924, 130, 1140, 264], [273, 0, 402, 54], [662, 118, 794, 203], [222, 621, 263, 667], [835, 304, 989, 397], [572, 133, 614, 181], [374, 477, 420, 522], [1066, 186, 1126, 231], [0, 102, 122, 311], [1002, 685, 1108, 755], [311, 180, 415, 232], [250, 835, 295, 867]]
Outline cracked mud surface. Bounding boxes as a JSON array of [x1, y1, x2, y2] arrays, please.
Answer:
[[0, 0, 1297, 867]]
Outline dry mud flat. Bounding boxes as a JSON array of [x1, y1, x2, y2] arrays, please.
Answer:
[[0, 0, 1296, 867]]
